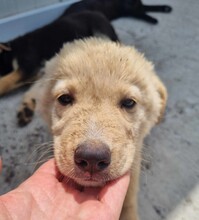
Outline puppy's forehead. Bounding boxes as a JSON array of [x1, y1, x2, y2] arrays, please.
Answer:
[[56, 38, 153, 80], [51, 38, 154, 98]]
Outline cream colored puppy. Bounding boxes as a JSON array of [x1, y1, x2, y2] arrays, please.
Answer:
[[38, 37, 167, 220]]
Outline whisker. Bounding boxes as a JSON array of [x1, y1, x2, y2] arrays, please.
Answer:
[[19, 141, 54, 171]]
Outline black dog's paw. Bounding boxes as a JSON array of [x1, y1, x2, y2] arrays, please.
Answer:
[[140, 14, 158, 25], [149, 17, 158, 25], [17, 99, 36, 127], [162, 5, 172, 13]]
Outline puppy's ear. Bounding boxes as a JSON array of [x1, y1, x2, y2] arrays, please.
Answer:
[[155, 79, 167, 124], [37, 57, 58, 127], [0, 43, 12, 53]]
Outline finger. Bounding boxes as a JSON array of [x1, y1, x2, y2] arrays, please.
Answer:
[[99, 173, 130, 211]]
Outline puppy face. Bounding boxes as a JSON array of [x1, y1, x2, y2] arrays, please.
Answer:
[[40, 38, 167, 187]]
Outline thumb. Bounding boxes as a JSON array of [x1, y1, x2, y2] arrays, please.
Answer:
[[99, 173, 130, 214]]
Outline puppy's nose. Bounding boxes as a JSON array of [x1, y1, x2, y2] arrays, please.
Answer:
[[74, 141, 111, 173]]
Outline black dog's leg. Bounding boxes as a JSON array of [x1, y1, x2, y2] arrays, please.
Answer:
[[143, 5, 172, 13], [0, 69, 24, 95], [132, 5, 172, 25], [133, 13, 158, 24]]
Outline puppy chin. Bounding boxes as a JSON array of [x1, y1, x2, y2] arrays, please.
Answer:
[[74, 178, 105, 187]]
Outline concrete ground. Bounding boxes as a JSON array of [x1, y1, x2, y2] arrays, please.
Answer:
[[0, 0, 199, 219]]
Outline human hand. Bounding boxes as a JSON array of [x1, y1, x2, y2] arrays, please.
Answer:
[[0, 158, 130, 220]]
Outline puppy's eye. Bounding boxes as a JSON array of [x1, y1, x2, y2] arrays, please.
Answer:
[[120, 98, 136, 109], [57, 94, 74, 106]]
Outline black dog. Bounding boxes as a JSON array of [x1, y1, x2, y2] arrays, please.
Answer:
[[62, 0, 172, 24], [0, 11, 118, 96], [0, 0, 172, 95], [0, 0, 172, 126]]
